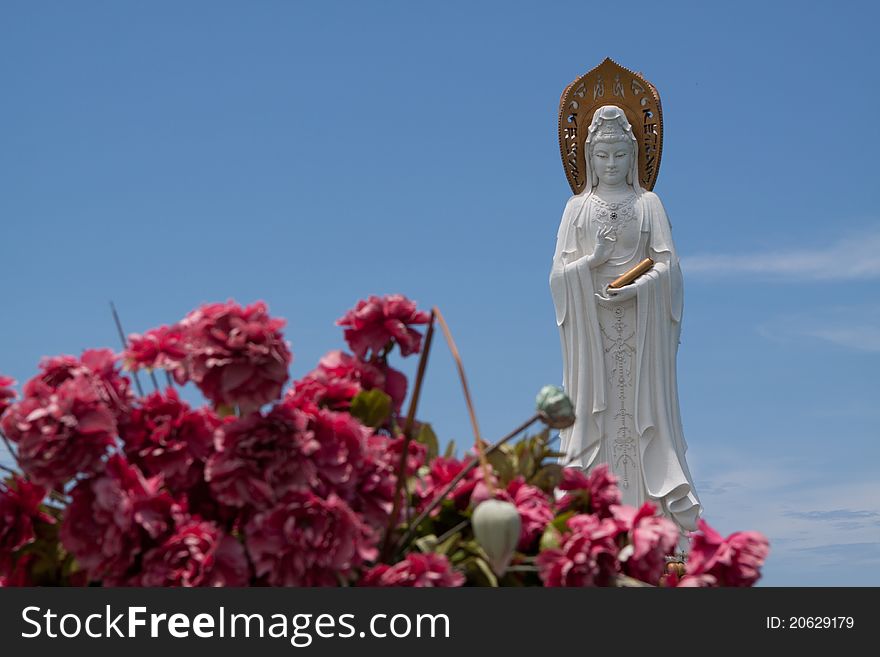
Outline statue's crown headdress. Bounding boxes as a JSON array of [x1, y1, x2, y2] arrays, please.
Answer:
[[593, 120, 629, 142], [558, 58, 664, 192]]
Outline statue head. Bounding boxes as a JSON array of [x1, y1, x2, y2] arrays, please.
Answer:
[[585, 105, 640, 190]]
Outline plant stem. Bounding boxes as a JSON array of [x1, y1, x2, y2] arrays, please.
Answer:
[[393, 412, 541, 556], [432, 307, 494, 494], [380, 310, 436, 561], [434, 519, 469, 545], [0, 429, 24, 472], [110, 301, 145, 397]]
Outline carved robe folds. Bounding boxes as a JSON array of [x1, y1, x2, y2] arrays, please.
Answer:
[[549, 190, 701, 532]]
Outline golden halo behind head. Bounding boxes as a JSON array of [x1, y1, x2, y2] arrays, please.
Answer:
[[558, 58, 663, 193]]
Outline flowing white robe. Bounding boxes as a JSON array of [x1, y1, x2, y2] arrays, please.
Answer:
[[549, 190, 702, 532]]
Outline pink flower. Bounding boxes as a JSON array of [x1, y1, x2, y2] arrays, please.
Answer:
[[246, 490, 378, 586], [124, 325, 187, 381], [307, 408, 370, 500], [557, 464, 622, 518], [120, 388, 220, 492], [537, 514, 620, 587], [0, 553, 36, 587], [0, 376, 16, 417], [181, 300, 292, 410], [135, 518, 249, 587], [0, 476, 53, 572], [2, 375, 119, 488], [507, 477, 554, 551], [612, 502, 679, 584], [684, 519, 769, 587], [352, 434, 427, 529], [205, 405, 319, 509], [286, 350, 383, 413], [416, 456, 480, 513], [336, 294, 431, 359], [60, 456, 182, 584], [361, 553, 464, 587], [26, 350, 133, 419]]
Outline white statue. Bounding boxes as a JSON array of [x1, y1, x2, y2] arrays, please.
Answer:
[[549, 103, 702, 533]]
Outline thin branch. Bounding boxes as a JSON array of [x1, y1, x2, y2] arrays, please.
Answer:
[[434, 519, 469, 546], [380, 310, 436, 560], [110, 301, 145, 397], [432, 307, 494, 494], [394, 412, 541, 556], [0, 429, 23, 472]]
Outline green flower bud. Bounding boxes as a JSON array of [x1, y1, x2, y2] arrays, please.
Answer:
[[536, 385, 575, 429], [471, 499, 521, 577]]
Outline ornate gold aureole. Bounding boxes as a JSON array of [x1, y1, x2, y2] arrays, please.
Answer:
[[558, 58, 664, 193]]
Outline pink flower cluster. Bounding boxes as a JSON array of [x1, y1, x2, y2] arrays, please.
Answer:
[[0, 475, 53, 573], [126, 301, 292, 411], [672, 520, 770, 587], [362, 553, 464, 587], [336, 294, 432, 360], [1, 350, 131, 487], [286, 350, 408, 415], [0, 296, 768, 589], [60, 455, 249, 586]]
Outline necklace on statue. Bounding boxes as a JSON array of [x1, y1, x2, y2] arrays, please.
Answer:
[[591, 193, 637, 227]]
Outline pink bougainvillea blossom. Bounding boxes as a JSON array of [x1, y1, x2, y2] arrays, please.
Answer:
[[361, 553, 464, 587], [683, 519, 769, 587], [205, 404, 318, 509], [0, 375, 17, 417], [124, 325, 188, 382], [120, 388, 220, 492], [612, 502, 679, 584], [61, 456, 183, 584], [246, 490, 377, 586], [557, 464, 622, 518], [0, 476, 53, 572], [336, 294, 431, 359], [2, 375, 119, 488], [135, 518, 249, 587], [507, 477, 554, 551], [537, 514, 620, 587], [180, 301, 292, 410]]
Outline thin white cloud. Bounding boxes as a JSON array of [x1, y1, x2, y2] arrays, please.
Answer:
[[801, 326, 880, 353], [756, 304, 880, 353], [693, 444, 880, 586], [681, 228, 880, 281]]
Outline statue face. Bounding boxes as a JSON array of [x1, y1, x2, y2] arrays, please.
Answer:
[[590, 141, 632, 187]]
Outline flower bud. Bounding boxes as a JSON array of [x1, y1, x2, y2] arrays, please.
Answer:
[[471, 499, 521, 577], [536, 385, 575, 429]]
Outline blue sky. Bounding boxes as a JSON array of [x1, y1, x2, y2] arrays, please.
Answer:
[[1, 1, 878, 585]]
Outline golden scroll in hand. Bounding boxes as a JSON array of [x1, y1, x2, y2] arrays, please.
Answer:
[[608, 258, 654, 289]]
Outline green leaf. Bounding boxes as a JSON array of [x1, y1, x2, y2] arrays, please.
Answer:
[[443, 440, 457, 459], [415, 535, 439, 554], [216, 403, 236, 418], [414, 423, 439, 461], [349, 389, 392, 428], [487, 450, 515, 486], [551, 510, 575, 532], [539, 525, 562, 551], [437, 533, 462, 557], [530, 464, 564, 493], [470, 557, 499, 587]]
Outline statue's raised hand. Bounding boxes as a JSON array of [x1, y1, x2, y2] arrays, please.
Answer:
[[590, 225, 616, 267]]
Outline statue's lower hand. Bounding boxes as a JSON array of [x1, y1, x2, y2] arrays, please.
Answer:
[[595, 281, 639, 304]]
